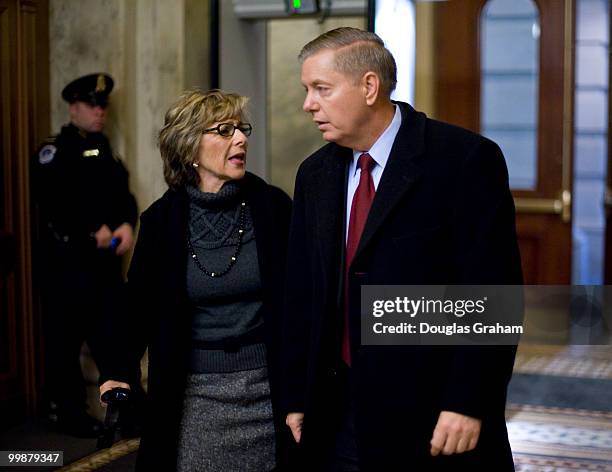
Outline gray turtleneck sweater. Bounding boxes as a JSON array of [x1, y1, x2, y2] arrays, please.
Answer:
[[185, 181, 266, 373]]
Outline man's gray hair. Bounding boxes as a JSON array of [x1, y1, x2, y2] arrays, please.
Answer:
[[298, 27, 397, 97]]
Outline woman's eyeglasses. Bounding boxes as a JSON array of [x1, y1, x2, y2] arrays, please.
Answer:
[[203, 123, 252, 137]]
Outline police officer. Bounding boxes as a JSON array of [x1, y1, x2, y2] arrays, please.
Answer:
[[32, 73, 138, 437]]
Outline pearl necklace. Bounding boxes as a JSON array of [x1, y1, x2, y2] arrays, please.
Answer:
[[187, 201, 247, 278]]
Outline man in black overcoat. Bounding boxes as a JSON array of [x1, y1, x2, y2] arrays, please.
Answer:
[[282, 27, 523, 471]]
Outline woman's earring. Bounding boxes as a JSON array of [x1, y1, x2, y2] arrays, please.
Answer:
[[192, 162, 199, 168]]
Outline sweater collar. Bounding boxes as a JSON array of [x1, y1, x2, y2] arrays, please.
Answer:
[[186, 180, 242, 209]]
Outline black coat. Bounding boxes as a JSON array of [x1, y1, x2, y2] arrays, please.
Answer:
[[282, 102, 523, 471], [100, 172, 293, 470], [32, 124, 137, 277], [32, 124, 138, 251]]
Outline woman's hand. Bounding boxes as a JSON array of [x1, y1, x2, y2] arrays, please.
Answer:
[[99, 380, 131, 405]]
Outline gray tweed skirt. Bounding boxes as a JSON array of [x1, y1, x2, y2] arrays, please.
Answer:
[[176, 366, 276, 472]]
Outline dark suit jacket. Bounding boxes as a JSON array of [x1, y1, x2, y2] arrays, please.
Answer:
[[99, 172, 293, 471], [282, 102, 523, 471]]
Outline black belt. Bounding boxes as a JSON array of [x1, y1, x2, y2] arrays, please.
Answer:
[[191, 325, 265, 353]]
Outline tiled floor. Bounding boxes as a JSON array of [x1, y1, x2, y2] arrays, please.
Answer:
[[514, 345, 612, 380], [509, 344, 612, 471]]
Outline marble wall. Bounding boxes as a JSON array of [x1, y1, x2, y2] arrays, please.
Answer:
[[50, 0, 210, 211], [49, 0, 125, 145], [268, 16, 367, 195]]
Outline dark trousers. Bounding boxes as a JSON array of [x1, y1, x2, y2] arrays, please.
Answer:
[[328, 364, 360, 472], [40, 251, 127, 416]]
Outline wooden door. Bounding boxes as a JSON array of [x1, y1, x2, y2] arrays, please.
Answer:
[[433, 0, 574, 285], [0, 0, 49, 424]]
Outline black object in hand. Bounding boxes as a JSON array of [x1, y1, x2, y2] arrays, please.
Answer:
[[97, 387, 131, 449]]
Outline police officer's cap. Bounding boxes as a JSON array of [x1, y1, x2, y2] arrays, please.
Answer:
[[61, 73, 114, 108]]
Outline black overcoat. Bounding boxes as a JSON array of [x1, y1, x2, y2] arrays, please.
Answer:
[[100, 172, 293, 470], [31, 124, 138, 271], [282, 102, 523, 471]]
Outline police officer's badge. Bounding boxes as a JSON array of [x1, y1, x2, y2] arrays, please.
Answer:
[[39, 144, 57, 164], [83, 149, 100, 157]]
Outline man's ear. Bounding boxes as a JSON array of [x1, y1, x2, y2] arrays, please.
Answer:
[[68, 103, 78, 120], [362, 71, 381, 106]]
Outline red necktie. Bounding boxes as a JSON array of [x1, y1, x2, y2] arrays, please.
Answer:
[[343, 153, 376, 366]]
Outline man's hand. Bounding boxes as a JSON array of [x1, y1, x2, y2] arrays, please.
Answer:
[[430, 411, 481, 456], [99, 380, 131, 406], [112, 223, 134, 255], [286, 412, 304, 443], [94, 224, 113, 249]]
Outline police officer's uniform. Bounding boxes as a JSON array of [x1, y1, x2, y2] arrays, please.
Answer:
[[31, 74, 138, 436]]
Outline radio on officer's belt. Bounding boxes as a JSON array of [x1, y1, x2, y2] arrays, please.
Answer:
[[110, 237, 120, 250]]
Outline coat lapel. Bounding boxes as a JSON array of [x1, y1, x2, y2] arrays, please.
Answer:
[[353, 103, 427, 263], [313, 145, 350, 299]]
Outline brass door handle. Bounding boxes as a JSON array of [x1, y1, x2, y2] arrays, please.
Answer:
[[514, 190, 571, 223]]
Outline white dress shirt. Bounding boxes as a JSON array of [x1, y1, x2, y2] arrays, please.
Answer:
[[345, 105, 402, 241]]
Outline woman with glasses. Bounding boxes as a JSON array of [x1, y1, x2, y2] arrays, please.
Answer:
[[98, 89, 293, 471]]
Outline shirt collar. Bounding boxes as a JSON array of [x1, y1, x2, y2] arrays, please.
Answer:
[[351, 104, 402, 176]]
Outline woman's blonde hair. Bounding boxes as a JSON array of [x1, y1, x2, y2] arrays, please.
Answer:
[[158, 89, 249, 190]]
